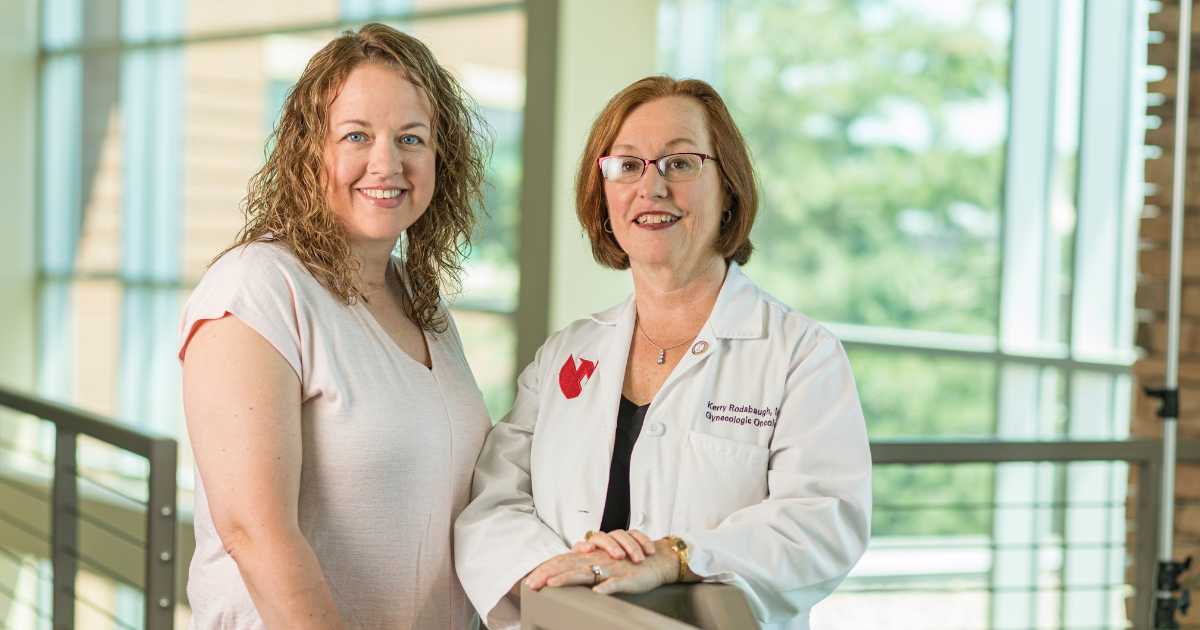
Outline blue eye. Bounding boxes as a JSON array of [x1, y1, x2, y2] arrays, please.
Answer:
[[346, 132, 367, 142], [400, 135, 421, 146]]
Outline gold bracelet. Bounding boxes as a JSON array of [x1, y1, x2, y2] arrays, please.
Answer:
[[664, 536, 689, 583]]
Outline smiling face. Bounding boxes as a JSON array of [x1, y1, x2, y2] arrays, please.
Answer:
[[324, 63, 436, 253], [604, 96, 728, 274]]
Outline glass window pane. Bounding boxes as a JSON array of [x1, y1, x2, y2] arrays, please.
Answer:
[[40, 52, 84, 276], [848, 349, 996, 437], [186, 0, 339, 38], [450, 309, 515, 421], [873, 463, 994, 537], [821, 460, 1130, 630], [36, 279, 124, 416], [184, 36, 295, 283], [35, 277, 190, 456], [665, 0, 1011, 335], [413, 9, 526, 310]]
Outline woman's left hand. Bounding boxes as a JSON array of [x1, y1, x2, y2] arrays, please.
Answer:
[[571, 529, 656, 563], [525, 538, 680, 596]]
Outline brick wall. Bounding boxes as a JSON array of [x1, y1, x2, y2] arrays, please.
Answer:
[[1133, 1, 1200, 624]]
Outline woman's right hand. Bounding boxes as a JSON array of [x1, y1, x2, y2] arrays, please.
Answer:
[[512, 529, 657, 597], [571, 529, 657, 563], [510, 530, 648, 598], [523, 543, 680, 596]]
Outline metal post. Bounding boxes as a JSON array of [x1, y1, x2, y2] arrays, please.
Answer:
[[1145, 1, 1197, 628], [51, 429, 77, 630], [144, 438, 178, 630], [1135, 459, 1163, 630]]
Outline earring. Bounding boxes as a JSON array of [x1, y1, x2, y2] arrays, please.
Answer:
[[604, 218, 613, 233], [722, 210, 732, 225]]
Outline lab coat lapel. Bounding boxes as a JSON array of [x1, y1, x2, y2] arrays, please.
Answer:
[[576, 294, 637, 526], [652, 262, 764, 401]]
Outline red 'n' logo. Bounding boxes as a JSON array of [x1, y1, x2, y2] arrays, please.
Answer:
[[559, 354, 597, 399]]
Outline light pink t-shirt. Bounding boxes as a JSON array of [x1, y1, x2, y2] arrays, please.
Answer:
[[178, 241, 491, 630]]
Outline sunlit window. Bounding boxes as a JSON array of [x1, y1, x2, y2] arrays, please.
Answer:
[[33, 0, 523, 623], [659, 0, 1143, 628]]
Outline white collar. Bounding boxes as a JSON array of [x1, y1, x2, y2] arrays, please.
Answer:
[[589, 262, 764, 340]]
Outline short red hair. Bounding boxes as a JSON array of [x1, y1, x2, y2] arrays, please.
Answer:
[[575, 76, 759, 270]]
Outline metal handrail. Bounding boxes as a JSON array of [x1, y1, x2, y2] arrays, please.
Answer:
[[522, 438, 1200, 630], [870, 437, 1200, 464], [615, 584, 762, 630], [871, 437, 1200, 630], [0, 384, 177, 630], [520, 582, 761, 630]]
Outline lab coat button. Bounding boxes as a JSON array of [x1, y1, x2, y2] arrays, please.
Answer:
[[646, 422, 665, 437], [631, 511, 645, 528]]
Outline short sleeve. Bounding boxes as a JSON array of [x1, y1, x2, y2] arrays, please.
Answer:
[[178, 242, 306, 384]]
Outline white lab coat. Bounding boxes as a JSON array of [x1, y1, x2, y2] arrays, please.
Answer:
[[454, 262, 872, 630]]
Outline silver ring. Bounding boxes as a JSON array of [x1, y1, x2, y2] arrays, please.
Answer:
[[591, 564, 603, 585]]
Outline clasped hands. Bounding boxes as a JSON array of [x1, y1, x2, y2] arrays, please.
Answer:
[[517, 529, 691, 597]]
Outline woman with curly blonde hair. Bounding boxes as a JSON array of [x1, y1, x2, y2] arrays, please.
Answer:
[[178, 23, 493, 629]]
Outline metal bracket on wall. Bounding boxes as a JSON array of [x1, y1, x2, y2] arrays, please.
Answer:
[[1145, 388, 1179, 418], [1155, 557, 1192, 630]]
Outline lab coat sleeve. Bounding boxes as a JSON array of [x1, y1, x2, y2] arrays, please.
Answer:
[[681, 330, 872, 625], [454, 344, 573, 630]]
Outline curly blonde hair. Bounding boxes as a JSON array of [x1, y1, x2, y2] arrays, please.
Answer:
[[221, 23, 490, 333]]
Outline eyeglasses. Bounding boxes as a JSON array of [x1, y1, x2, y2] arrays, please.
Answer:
[[597, 153, 718, 184]]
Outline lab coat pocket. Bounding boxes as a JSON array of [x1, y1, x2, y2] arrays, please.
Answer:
[[674, 431, 770, 532]]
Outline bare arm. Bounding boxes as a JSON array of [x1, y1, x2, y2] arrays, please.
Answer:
[[183, 313, 344, 630]]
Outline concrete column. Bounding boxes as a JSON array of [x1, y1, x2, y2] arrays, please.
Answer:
[[516, 0, 658, 371], [546, 0, 655, 333]]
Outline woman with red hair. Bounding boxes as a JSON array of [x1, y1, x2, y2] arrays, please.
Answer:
[[456, 76, 872, 630]]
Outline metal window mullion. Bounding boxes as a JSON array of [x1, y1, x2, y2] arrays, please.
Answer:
[[150, 45, 184, 284], [669, 0, 724, 88], [999, 0, 1058, 353], [1054, 0, 1085, 357], [41, 0, 83, 51], [38, 53, 82, 278], [1116, 0, 1151, 369], [1071, 0, 1138, 359], [994, 0, 1063, 602]]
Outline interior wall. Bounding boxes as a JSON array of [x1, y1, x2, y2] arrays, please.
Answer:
[[546, 0, 656, 333], [0, 0, 38, 621], [0, 0, 38, 392]]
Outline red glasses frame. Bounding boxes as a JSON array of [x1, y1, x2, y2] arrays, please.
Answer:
[[596, 153, 718, 182]]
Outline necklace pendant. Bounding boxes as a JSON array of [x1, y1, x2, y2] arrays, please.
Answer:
[[657, 349, 665, 364]]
